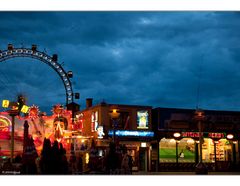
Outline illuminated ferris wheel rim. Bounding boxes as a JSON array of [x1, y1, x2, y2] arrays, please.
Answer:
[[0, 45, 73, 106]]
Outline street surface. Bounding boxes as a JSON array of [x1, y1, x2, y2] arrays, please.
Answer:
[[132, 171, 240, 175]]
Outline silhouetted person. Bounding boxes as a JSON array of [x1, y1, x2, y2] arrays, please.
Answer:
[[50, 140, 61, 174], [69, 143, 77, 174], [22, 137, 38, 174], [128, 155, 133, 174], [14, 154, 22, 163], [105, 142, 119, 174], [121, 146, 130, 174], [59, 143, 65, 156], [14, 154, 22, 173], [77, 156, 83, 173], [59, 143, 68, 174], [40, 138, 52, 174]]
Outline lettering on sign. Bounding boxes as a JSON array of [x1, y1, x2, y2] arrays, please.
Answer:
[[182, 132, 200, 138], [181, 132, 225, 139], [208, 133, 225, 139]]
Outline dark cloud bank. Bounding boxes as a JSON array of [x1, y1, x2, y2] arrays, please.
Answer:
[[0, 12, 240, 113]]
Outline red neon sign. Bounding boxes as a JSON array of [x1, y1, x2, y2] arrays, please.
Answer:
[[181, 132, 225, 138], [181, 132, 200, 138], [208, 133, 225, 139]]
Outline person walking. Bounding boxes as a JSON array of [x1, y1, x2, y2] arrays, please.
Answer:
[[121, 146, 130, 174], [128, 155, 133, 174]]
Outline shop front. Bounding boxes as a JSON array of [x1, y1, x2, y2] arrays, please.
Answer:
[[158, 131, 238, 171], [152, 107, 240, 171], [108, 130, 154, 172], [113, 141, 149, 172]]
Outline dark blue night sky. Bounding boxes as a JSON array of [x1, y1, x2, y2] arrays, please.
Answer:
[[0, 12, 240, 113]]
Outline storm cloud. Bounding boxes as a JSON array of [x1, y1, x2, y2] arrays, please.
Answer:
[[0, 12, 240, 113]]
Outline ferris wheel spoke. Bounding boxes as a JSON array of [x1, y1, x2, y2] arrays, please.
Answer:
[[0, 45, 75, 114]]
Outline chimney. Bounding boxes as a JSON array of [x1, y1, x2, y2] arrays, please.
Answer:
[[86, 98, 93, 109]]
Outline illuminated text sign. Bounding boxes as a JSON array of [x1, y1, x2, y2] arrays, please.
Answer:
[[108, 130, 154, 137], [208, 132, 225, 139], [181, 132, 226, 139]]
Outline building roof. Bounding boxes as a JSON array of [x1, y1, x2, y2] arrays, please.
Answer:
[[78, 102, 152, 112], [153, 107, 240, 115]]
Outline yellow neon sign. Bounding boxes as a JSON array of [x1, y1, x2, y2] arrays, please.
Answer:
[[2, 100, 10, 108], [21, 105, 29, 113]]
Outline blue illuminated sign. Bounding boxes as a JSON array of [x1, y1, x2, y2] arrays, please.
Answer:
[[108, 130, 154, 137]]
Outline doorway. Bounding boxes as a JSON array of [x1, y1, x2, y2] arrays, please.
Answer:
[[139, 147, 148, 171]]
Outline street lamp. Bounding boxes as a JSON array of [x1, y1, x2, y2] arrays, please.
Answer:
[[109, 108, 120, 143], [226, 134, 234, 140], [2, 97, 29, 163], [173, 132, 181, 169], [194, 109, 208, 174]]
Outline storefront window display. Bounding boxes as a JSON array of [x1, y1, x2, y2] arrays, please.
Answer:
[[159, 137, 234, 163], [202, 138, 232, 162], [159, 138, 195, 163]]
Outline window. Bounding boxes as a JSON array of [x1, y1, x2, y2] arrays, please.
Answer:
[[137, 110, 149, 129], [91, 111, 98, 132]]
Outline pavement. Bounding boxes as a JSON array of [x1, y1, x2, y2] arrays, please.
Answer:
[[132, 171, 240, 175]]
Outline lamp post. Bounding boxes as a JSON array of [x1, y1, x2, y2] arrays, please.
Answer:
[[109, 108, 120, 143], [195, 140, 199, 164], [2, 97, 29, 163], [8, 109, 19, 163], [173, 132, 181, 170], [232, 140, 237, 170], [213, 140, 218, 171], [227, 134, 237, 170], [194, 109, 208, 174]]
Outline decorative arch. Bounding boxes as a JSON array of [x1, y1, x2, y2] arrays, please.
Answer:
[[0, 115, 11, 131], [0, 45, 73, 105]]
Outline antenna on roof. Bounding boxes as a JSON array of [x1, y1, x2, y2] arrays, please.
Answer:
[[196, 55, 204, 110]]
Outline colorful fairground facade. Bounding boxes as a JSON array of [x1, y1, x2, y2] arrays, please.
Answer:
[[0, 101, 95, 171], [0, 104, 77, 155]]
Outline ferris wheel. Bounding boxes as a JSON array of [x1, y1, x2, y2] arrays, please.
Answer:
[[0, 44, 80, 113]]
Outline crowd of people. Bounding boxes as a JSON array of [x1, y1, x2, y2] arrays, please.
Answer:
[[38, 138, 69, 174], [1, 139, 134, 175]]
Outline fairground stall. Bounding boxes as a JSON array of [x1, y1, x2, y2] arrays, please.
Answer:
[[0, 104, 86, 156]]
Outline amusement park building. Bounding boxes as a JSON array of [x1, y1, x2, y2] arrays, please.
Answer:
[[2, 97, 240, 172], [152, 107, 240, 171], [75, 99, 155, 172]]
